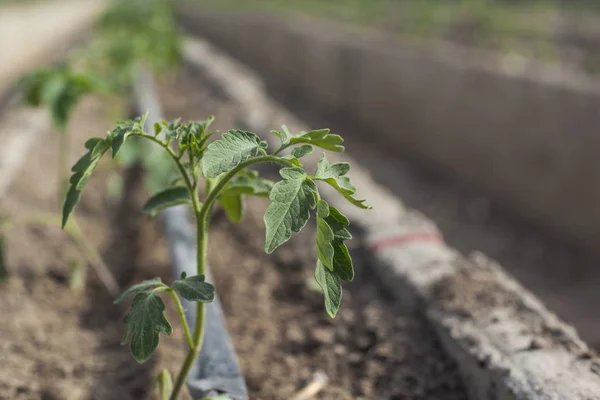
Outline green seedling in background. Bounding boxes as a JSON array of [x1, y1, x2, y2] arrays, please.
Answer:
[[62, 114, 370, 400], [2, 66, 122, 296], [20, 66, 108, 199], [1, 0, 182, 291]]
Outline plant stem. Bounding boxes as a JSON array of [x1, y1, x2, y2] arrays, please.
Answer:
[[168, 155, 295, 400], [167, 289, 194, 349], [58, 130, 70, 203]]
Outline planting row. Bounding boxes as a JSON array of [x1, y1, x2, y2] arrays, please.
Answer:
[[0, 0, 469, 399]]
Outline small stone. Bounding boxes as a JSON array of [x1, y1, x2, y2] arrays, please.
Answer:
[[348, 352, 363, 364], [333, 344, 347, 356], [311, 326, 335, 345], [355, 333, 375, 351], [372, 342, 394, 358], [528, 337, 547, 350], [363, 305, 383, 328], [285, 325, 305, 344], [340, 309, 355, 323]]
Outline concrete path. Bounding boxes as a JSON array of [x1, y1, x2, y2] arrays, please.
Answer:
[[0, 0, 106, 96]]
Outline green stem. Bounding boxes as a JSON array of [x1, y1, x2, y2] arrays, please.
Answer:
[[167, 289, 194, 349], [131, 133, 194, 191], [272, 143, 292, 156], [168, 155, 294, 400], [58, 130, 70, 203]]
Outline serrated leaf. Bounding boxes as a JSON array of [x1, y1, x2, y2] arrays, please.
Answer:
[[328, 205, 350, 226], [290, 129, 344, 152], [142, 186, 191, 217], [325, 207, 352, 241], [316, 216, 335, 271], [110, 115, 146, 158], [332, 241, 354, 282], [122, 292, 172, 363], [315, 260, 342, 318], [171, 275, 215, 303], [114, 277, 163, 304], [202, 130, 266, 178], [62, 139, 111, 227], [271, 125, 292, 146], [219, 194, 243, 223], [264, 168, 318, 253], [291, 144, 313, 159], [313, 155, 370, 209]]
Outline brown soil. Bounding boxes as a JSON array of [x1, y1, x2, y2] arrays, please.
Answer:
[[157, 67, 468, 399], [0, 97, 184, 400], [0, 65, 468, 400]]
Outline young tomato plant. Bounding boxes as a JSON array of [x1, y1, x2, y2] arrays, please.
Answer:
[[20, 66, 107, 198], [6, 66, 120, 295], [62, 114, 370, 400]]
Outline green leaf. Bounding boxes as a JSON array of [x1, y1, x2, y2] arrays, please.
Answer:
[[291, 144, 313, 159], [114, 277, 163, 304], [313, 155, 370, 209], [20, 68, 52, 106], [325, 206, 352, 241], [110, 114, 146, 158], [62, 139, 111, 227], [84, 137, 103, 150], [171, 275, 215, 303], [328, 205, 350, 226], [219, 194, 243, 223], [142, 186, 191, 217], [315, 201, 354, 286], [153, 122, 162, 136], [316, 215, 335, 271], [290, 129, 344, 152], [317, 199, 329, 218], [155, 369, 173, 400], [282, 154, 302, 166], [122, 292, 172, 363], [332, 241, 354, 282], [20, 67, 106, 132], [315, 260, 342, 318], [221, 171, 273, 198], [271, 125, 292, 146], [264, 168, 318, 253], [202, 130, 266, 178]]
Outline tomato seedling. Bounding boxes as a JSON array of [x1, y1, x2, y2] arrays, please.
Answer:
[[62, 114, 370, 399], [0, 66, 121, 295]]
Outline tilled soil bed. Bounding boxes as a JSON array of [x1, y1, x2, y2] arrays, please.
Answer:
[[156, 66, 468, 399], [0, 66, 468, 399], [0, 98, 185, 400]]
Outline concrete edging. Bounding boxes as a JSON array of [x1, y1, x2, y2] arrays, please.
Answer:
[[0, 1, 107, 198], [179, 9, 600, 255], [182, 36, 600, 400]]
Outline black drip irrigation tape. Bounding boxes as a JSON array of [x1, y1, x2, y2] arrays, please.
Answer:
[[133, 67, 248, 400]]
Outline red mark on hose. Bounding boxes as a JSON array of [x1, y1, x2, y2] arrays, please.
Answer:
[[370, 233, 443, 252]]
